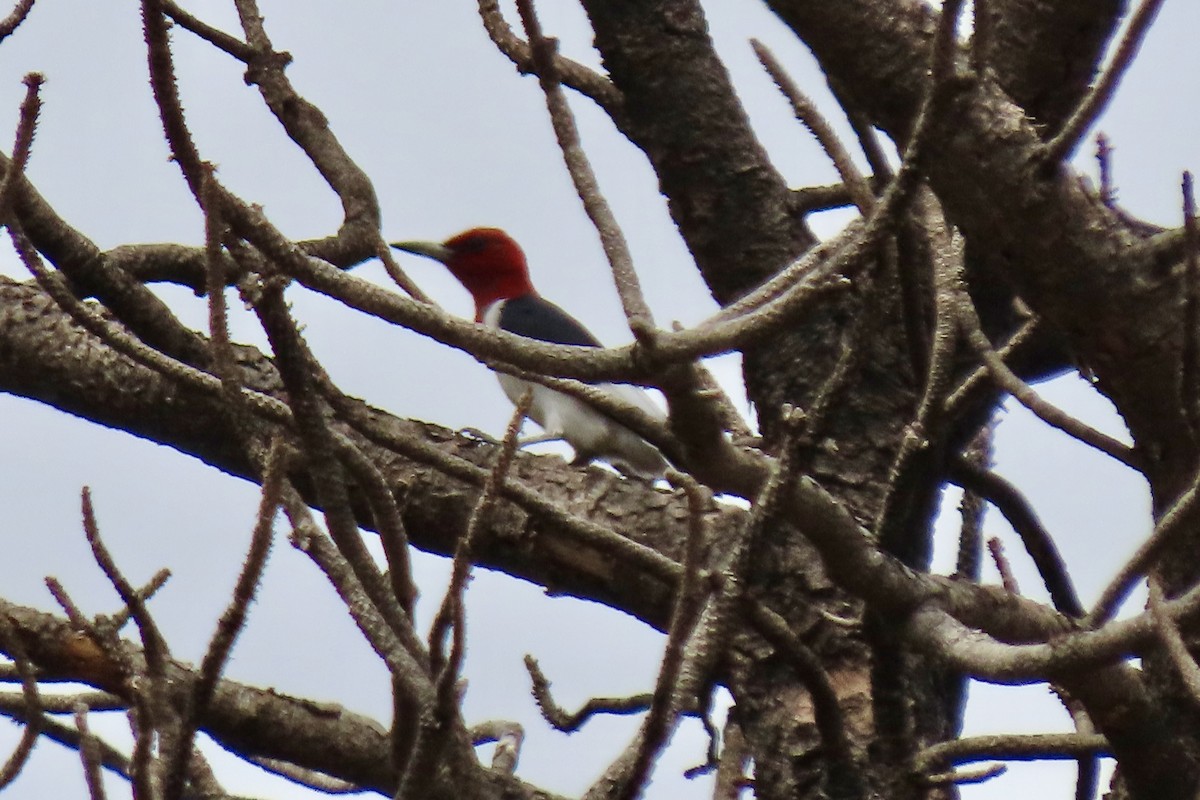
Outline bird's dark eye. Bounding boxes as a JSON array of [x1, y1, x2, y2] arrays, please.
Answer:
[[454, 235, 492, 254]]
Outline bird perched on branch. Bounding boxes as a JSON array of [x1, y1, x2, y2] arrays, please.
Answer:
[[391, 227, 667, 479]]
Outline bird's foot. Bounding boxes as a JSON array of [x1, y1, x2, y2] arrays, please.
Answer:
[[518, 432, 565, 448], [458, 427, 499, 444], [568, 452, 595, 468]]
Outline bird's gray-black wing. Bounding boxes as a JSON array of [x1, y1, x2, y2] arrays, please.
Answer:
[[496, 295, 603, 348]]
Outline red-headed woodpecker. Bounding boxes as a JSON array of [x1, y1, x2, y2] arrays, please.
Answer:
[[391, 227, 667, 479]]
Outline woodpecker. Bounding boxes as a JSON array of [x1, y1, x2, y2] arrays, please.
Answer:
[[391, 227, 667, 479]]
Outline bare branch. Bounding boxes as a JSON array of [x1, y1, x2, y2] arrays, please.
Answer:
[[141, 0, 206, 199], [476, 0, 622, 115], [745, 601, 866, 797], [74, 707, 110, 800], [231, 0, 380, 244], [245, 757, 363, 794], [0, 613, 43, 790], [1043, 0, 1167, 164], [955, 286, 1140, 470], [281, 486, 434, 707], [615, 471, 714, 799], [164, 438, 284, 800], [469, 720, 525, 774], [1147, 575, 1200, 709], [1181, 171, 1200, 435], [0, 0, 34, 42], [160, 0, 255, 62], [430, 393, 530, 678], [516, 0, 655, 339], [987, 537, 1021, 596], [753, 40, 874, 215], [0, 72, 42, 216], [1087, 467, 1200, 625], [524, 655, 652, 733], [950, 458, 1084, 617], [916, 732, 1109, 774], [1096, 133, 1115, 208], [970, 0, 991, 74]]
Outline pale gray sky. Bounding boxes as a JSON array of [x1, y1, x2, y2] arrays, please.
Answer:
[[0, 1, 1194, 797]]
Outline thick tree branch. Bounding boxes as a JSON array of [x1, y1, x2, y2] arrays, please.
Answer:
[[0, 599, 558, 800]]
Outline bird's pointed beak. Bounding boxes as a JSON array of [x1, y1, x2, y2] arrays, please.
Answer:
[[389, 240, 453, 263]]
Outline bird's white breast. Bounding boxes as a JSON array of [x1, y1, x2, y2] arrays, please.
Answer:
[[480, 300, 666, 477]]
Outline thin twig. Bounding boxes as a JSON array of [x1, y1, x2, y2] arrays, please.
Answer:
[[616, 472, 713, 799], [915, 732, 1109, 774], [43, 576, 93, 632], [81, 489, 171, 674], [469, 720, 524, 774], [0, 0, 34, 42], [1043, 0, 1167, 163], [1180, 171, 1200, 435], [12, 221, 292, 426], [0, 73, 42, 216], [711, 715, 750, 800], [745, 602, 864, 796], [251, 272, 421, 664], [82, 490, 171, 800], [892, 218, 933, 383], [1096, 133, 1115, 208], [1087, 466, 1200, 625], [1055, 692, 1099, 800], [874, 191, 961, 549], [230, 0, 380, 234], [905, 582, 1200, 682], [753, 40, 874, 215], [327, 430, 420, 615], [310, 372, 420, 616], [944, 316, 1040, 416], [141, 0, 206, 199], [475, 0, 623, 115], [0, 613, 43, 789], [955, 288, 1140, 470], [245, 756, 363, 794], [201, 166, 245, 413], [970, 0, 990, 74], [793, 293, 872, 454], [110, 570, 173, 631], [1147, 575, 1200, 709], [0, 696, 130, 785], [164, 438, 284, 800], [160, 0, 255, 62], [75, 706, 109, 800], [429, 393, 530, 677], [673, 407, 798, 715], [953, 427, 991, 583], [987, 538, 1020, 595], [375, 238, 435, 305], [0, 692, 123, 712], [950, 458, 1084, 617], [398, 396, 530, 800], [841, 102, 894, 184], [242, 200, 846, 385], [281, 485, 434, 704], [524, 655, 652, 733], [789, 178, 885, 217], [515, 0, 655, 339]]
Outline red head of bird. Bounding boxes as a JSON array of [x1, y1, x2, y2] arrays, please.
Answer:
[[391, 226, 668, 478], [391, 227, 535, 320]]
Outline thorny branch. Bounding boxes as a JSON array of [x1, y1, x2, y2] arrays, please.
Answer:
[[1, 1, 1200, 798]]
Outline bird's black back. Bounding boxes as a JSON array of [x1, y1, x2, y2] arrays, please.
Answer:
[[497, 295, 602, 348]]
